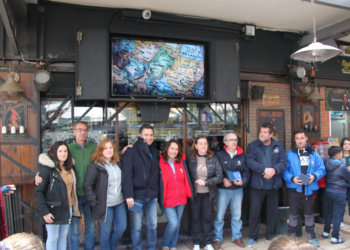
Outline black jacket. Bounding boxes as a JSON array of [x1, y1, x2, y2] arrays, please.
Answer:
[[216, 146, 250, 189], [83, 161, 119, 222], [246, 138, 287, 189], [34, 153, 80, 225], [324, 159, 350, 192], [122, 136, 160, 199], [187, 153, 223, 199]]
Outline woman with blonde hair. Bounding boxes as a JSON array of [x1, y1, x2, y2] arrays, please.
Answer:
[[83, 138, 126, 250], [187, 136, 223, 250], [1, 232, 44, 250], [268, 236, 317, 250]]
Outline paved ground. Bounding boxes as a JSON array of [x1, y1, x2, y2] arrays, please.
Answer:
[[80, 210, 350, 250]]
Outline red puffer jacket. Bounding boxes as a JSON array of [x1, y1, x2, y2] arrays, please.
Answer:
[[160, 154, 192, 208], [0, 191, 8, 240]]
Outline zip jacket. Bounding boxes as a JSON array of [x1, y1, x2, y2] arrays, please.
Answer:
[[246, 138, 287, 189], [121, 136, 160, 199], [283, 143, 326, 195], [324, 159, 350, 193], [35, 153, 80, 225], [159, 154, 193, 210], [216, 145, 250, 189]]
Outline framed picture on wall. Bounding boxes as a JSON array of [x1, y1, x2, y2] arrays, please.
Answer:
[[302, 106, 314, 130], [257, 109, 285, 149]]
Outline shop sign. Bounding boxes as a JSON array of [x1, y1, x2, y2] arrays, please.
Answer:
[[325, 87, 350, 111], [262, 94, 280, 107], [257, 109, 285, 148], [341, 57, 350, 74]]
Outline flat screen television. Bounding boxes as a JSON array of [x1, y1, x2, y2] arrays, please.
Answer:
[[111, 37, 206, 98]]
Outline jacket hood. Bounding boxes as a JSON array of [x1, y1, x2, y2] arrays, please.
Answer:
[[224, 145, 243, 155], [38, 153, 75, 168], [325, 159, 342, 172], [292, 142, 314, 154]]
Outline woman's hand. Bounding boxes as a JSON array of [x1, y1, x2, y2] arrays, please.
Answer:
[[43, 213, 55, 224], [195, 179, 206, 186]]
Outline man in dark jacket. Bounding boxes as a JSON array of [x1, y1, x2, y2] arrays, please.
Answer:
[[213, 133, 250, 249], [283, 129, 325, 247], [122, 124, 160, 250], [246, 123, 287, 247], [323, 146, 350, 244]]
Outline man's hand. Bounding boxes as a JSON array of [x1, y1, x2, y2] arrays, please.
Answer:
[[126, 198, 134, 208], [35, 172, 42, 186], [43, 213, 55, 224], [195, 179, 206, 186], [233, 179, 244, 186], [263, 168, 275, 179], [223, 178, 232, 187], [121, 145, 133, 155], [308, 174, 315, 185], [293, 177, 302, 185]]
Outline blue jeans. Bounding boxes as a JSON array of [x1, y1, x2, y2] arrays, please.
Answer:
[[68, 196, 96, 250], [324, 191, 346, 239], [162, 205, 185, 248], [213, 188, 243, 242], [98, 202, 127, 250], [131, 198, 158, 250], [45, 207, 72, 250]]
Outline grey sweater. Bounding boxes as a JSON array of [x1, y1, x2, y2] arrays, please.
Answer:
[[105, 161, 124, 207]]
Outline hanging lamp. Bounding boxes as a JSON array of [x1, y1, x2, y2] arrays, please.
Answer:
[[290, 0, 342, 69]]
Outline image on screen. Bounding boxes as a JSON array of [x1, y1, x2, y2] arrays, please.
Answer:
[[111, 38, 205, 97]]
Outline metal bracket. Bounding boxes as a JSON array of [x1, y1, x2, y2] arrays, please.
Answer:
[[107, 102, 129, 123], [0, 0, 18, 54], [184, 108, 199, 122], [76, 82, 82, 96], [77, 31, 83, 45], [230, 103, 250, 132]]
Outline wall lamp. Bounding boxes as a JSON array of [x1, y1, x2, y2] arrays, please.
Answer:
[[0, 67, 24, 96], [33, 70, 51, 92], [242, 24, 256, 41]]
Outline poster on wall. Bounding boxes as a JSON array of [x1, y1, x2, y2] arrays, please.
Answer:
[[257, 109, 285, 148], [341, 57, 350, 74], [325, 87, 350, 111], [2, 99, 27, 130]]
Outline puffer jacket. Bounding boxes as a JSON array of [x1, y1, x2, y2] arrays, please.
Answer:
[[283, 143, 325, 195], [34, 153, 80, 225], [324, 159, 350, 193], [83, 161, 122, 222], [187, 153, 223, 199]]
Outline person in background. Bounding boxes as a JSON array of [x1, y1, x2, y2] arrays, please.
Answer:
[[0, 232, 44, 250], [35, 121, 97, 250], [0, 184, 16, 240], [213, 132, 250, 249], [1, 185, 16, 195], [283, 129, 325, 247], [83, 139, 126, 250], [122, 124, 160, 250], [34, 141, 80, 250], [267, 236, 317, 250], [246, 123, 288, 247], [159, 139, 193, 250], [187, 136, 223, 250], [340, 137, 350, 228], [323, 146, 350, 244]]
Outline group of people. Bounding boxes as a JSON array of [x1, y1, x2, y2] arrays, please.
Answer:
[[31, 120, 350, 250]]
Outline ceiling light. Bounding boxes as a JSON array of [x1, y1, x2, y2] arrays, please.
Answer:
[[290, 0, 342, 70]]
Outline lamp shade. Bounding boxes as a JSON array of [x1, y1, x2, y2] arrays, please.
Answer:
[[0, 73, 25, 96], [33, 70, 51, 92], [291, 42, 342, 63], [307, 86, 324, 101]]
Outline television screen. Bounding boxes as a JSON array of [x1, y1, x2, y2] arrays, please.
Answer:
[[111, 38, 205, 98]]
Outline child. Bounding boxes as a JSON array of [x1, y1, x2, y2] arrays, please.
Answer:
[[323, 146, 350, 244]]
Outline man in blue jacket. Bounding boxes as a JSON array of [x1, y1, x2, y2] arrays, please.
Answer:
[[213, 133, 250, 249], [122, 124, 160, 250], [283, 129, 325, 247], [246, 123, 287, 247]]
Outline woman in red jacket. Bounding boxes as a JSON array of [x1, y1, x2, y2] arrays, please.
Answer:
[[159, 139, 193, 250]]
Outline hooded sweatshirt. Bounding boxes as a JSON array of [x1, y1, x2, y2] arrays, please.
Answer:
[[324, 158, 350, 193]]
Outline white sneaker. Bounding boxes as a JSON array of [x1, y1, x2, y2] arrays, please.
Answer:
[[341, 222, 344, 228], [193, 245, 200, 250], [204, 245, 214, 250]]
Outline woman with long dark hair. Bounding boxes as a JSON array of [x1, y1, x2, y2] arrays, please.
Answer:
[[187, 136, 223, 250], [340, 137, 350, 226], [34, 141, 80, 250], [83, 138, 126, 250], [159, 139, 193, 250]]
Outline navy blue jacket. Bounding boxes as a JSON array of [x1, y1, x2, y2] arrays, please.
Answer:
[[246, 138, 287, 189], [122, 136, 160, 199], [216, 145, 250, 189], [324, 159, 350, 193]]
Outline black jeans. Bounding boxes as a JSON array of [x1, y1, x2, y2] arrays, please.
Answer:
[[248, 188, 279, 240], [191, 193, 213, 245], [288, 190, 316, 239]]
